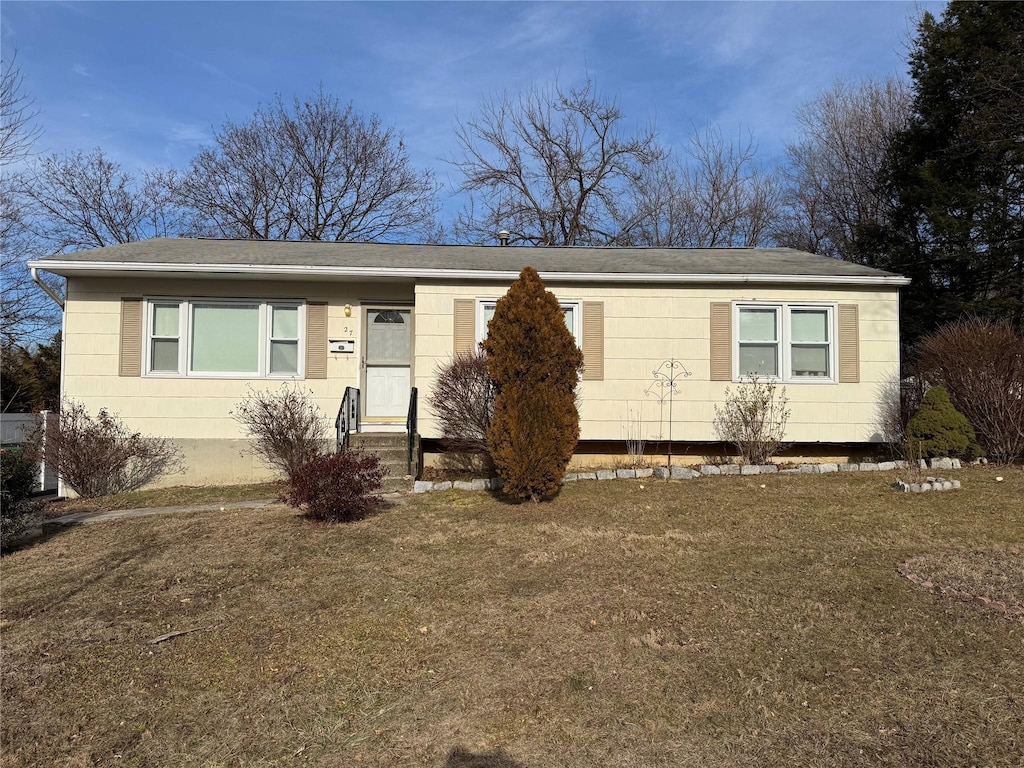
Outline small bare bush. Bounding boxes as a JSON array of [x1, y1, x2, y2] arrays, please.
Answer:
[[233, 385, 327, 480], [428, 350, 494, 457], [713, 378, 790, 465], [916, 318, 1024, 464], [877, 373, 926, 456], [29, 400, 185, 497], [282, 450, 386, 523]]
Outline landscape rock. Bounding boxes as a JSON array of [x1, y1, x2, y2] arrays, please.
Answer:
[[635, 468, 654, 478], [616, 469, 637, 479], [597, 470, 616, 481], [839, 463, 860, 472], [653, 467, 670, 479], [413, 480, 433, 493], [700, 465, 721, 476], [860, 463, 879, 472], [720, 464, 740, 475], [740, 465, 761, 475], [670, 466, 699, 480]]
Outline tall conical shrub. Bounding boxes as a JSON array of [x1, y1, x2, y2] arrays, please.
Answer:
[[483, 267, 584, 502]]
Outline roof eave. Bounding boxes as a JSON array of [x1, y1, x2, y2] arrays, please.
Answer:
[[27, 260, 913, 287]]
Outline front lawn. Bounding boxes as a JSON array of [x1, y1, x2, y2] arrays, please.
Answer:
[[1, 468, 1021, 766]]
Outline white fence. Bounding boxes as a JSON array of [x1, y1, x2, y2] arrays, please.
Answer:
[[1, 411, 58, 492]]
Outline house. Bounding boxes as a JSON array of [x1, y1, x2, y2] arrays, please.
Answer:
[[29, 238, 909, 488]]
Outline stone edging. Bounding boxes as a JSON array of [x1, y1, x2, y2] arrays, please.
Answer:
[[412, 457, 964, 493], [897, 558, 1024, 620]]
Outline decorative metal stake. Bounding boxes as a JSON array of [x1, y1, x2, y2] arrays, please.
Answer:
[[643, 359, 692, 469]]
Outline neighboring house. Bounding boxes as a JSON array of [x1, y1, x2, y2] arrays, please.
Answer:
[[29, 238, 909, 488]]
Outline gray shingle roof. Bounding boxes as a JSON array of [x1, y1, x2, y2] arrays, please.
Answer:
[[31, 237, 907, 282]]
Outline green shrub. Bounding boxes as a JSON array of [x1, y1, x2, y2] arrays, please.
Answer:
[[282, 450, 386, 523], [483, 267, 584, 502], [1, 449, 39, 549], [905, 386, 982, 461]]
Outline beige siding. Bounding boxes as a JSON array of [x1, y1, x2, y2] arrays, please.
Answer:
[[413, 281, 901, 445], [63, 274, 902, 486], [62, 276, 413, 483]]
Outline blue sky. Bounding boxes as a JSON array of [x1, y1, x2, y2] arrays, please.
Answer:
[[3, 1, 941, 208]]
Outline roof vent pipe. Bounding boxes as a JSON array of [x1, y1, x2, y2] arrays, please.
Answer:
[[497, 230, 510, 247]]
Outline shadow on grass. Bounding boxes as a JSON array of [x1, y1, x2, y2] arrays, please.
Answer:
[[444, 746, 529, 768]]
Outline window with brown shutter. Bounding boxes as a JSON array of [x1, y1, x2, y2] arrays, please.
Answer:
[[581, 301, 604, 381], [119, 298, 143, 377], [709, 302, 732, 381], [305, 302, 328, 379], [837, 304, 860, 383], [453, 298, 476, 354]]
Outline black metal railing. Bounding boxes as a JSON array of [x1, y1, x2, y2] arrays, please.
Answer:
[[406, 386, 418, 476], [335, 387, 360, 451]]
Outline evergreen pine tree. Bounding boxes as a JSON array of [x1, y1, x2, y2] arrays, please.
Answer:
[[483, 267, 584, 502]]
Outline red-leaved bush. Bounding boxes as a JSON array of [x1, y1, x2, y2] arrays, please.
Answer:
[[915, 318, 1024, 464], [282, 450, 386, 522]]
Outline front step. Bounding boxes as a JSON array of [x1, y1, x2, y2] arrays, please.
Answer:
[[347, 432, 421, 489]]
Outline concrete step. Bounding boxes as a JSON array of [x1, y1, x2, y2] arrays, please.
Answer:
[[348, 432, 421, 481], [350, 432, 414, 449], [381, 476, 415, 493]]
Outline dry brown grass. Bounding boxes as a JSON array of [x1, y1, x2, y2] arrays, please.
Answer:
[[2, 467, 1022, 767]]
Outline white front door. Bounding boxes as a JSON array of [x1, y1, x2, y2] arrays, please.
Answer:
[[364, 308, 412, 419]]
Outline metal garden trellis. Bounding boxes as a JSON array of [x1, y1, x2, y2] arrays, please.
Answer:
[[643, 359, 692, 469]]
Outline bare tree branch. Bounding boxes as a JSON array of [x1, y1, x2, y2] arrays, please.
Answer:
[[628, 126, 782, 247], [177, 89, 438, 242], [451, 78, 663, 246], [1, 54, 58, 347], [774, 77, 912, 263], [20, 148, 183, 252]]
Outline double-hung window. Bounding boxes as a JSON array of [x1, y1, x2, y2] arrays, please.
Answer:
[[144, 298, 305, 378], [476, 298, 582, 345], [735, 303, 835, 382]]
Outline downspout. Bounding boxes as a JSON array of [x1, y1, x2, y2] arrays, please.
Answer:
[[31, 267, 65, 310]]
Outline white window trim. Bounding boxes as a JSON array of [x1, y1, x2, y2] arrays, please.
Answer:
[[143, 297, 306, 379], [733, 302, 837, 384], [475, 297, 582, 346]]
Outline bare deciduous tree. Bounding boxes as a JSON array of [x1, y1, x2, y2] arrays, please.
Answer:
[[177, 89, 438, 242], [628, 126, 781, 247], [774, 77, 911, 263], [21, 149, 183, 252], [1, 54, 58, 347], [451, 78, 663, 246]]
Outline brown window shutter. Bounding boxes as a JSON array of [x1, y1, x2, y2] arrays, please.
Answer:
[[453, 298, 476, 354], [305, 302, 328, 379], [119, 298, 143, 377], [838, 304, 860, 383], [709, 302, 732, 381], [581, 301, 604, 381]]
